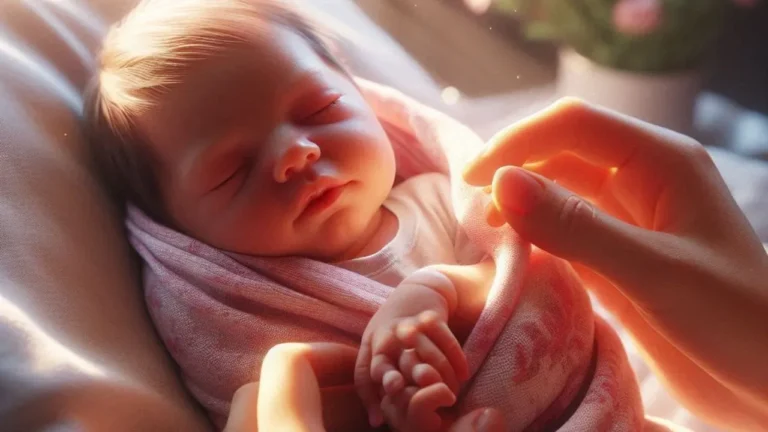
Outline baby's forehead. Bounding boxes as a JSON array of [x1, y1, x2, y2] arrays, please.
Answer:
[[135, 33, 341, 163]]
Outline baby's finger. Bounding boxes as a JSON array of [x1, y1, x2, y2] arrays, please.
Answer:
[[382, 371, 406, 396], [370, 326, 404, 396], [371, 325, 402, 360], [399, 350, 442, 388], [412, 363, 443, 388], [383, 370, 406, 396], [412, 383, 456, 411], [354, 334, 383, 427], [417, 311, 469, 382], [397, 321, 459, 393], [371, 326, 405, 393], [407, 383, 456, 431], [381, 386, 418, 431], [398, 349, 420, 376], [371, 353, 400, 383]]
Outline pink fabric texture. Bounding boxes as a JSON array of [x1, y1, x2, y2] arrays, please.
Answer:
[[126, 78, 643, 430]]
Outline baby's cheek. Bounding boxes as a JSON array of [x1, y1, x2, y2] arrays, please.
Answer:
[[225, 205, 291, 254]]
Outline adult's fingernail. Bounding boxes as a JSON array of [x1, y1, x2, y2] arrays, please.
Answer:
[[493, 166, 542, 216], [484, 202, 506, 227]]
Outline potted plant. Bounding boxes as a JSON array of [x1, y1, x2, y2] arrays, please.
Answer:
[[465, 0, 759, 133]]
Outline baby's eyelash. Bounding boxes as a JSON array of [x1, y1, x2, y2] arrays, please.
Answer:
[[211, 166, 243, 192], [317, 97, 341, 113], [304, 96, 342, 122]]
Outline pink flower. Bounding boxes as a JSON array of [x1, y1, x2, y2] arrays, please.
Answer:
[[464, 0, 492, 15], [613, 0, 663, 36]]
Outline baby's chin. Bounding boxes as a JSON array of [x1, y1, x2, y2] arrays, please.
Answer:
[[301, 207, 383, 262]]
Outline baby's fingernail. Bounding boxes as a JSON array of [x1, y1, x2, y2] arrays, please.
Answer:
[[383, 370, 403, 392], [482, 185, 492, 194], [368, 407, 383, 427]]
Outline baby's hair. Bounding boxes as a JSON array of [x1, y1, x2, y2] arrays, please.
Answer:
[[83, 0, 345, 223]]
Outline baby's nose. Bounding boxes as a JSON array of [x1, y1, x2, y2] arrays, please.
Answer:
[[273, 139, 321, 183]]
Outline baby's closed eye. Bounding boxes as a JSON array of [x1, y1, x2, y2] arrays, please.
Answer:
[[295, 91, 345, 125], [211, 164, 248, 192]]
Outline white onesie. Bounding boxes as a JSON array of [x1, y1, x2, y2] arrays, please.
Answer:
[[337, 172, 484, 287]]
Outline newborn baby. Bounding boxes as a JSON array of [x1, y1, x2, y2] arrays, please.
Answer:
[[84, 0, 643, 430]]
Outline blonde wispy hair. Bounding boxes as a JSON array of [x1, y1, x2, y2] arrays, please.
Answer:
[[83, 0, 344, 222]]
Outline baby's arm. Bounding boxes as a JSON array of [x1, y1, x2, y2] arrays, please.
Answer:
[[224, 343, 368, 432], [431, 261, 495, 343], [355, 260, 496, 431]]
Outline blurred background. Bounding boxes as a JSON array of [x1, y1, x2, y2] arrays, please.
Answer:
[[353, 0, 768, 159]]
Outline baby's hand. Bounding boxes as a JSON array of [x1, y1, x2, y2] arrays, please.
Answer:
[[355, 269, 469, 428], [372, 310, 466, 397], [369, 311, 467, 431], [382, 325, 466, 432], [382, 382, 457, 432]]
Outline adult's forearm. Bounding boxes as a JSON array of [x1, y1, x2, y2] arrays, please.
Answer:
[[619, 301, 768, 430]]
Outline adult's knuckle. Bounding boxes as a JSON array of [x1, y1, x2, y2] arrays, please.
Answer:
[[548, 97, 608, 134], [559, 195, 596, 237], [683, 138, 715, 167], [655, 135, 718, 181], [667, 134, 708, 163]]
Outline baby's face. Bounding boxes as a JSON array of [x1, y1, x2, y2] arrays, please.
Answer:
[[137, 24, 395, 261]]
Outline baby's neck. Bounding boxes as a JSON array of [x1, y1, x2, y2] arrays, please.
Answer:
[[334, 206, 398, 261]]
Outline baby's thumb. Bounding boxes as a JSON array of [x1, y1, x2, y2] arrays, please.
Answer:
[[490, 166, 656, 280]]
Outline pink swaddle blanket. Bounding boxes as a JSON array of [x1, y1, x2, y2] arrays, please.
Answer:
[[126, 78, 643, 430]]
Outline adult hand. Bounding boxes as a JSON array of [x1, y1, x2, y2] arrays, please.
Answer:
[[227, 342, 502, 432], [444, 408, 504, 432], [227, 343, 366, 432], [463, 98, 768, 430]]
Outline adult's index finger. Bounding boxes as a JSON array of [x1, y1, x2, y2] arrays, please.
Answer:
[[463, 98, 664, 186]]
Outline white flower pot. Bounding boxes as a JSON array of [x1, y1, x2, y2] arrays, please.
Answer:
[[556, 48, 703, 134]]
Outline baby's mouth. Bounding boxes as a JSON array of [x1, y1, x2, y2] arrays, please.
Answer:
[[296, 179, 349, 220]]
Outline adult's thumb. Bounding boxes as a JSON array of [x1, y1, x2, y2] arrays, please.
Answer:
[[491, 166, 658, 280], [448, 408, 505, 432]]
